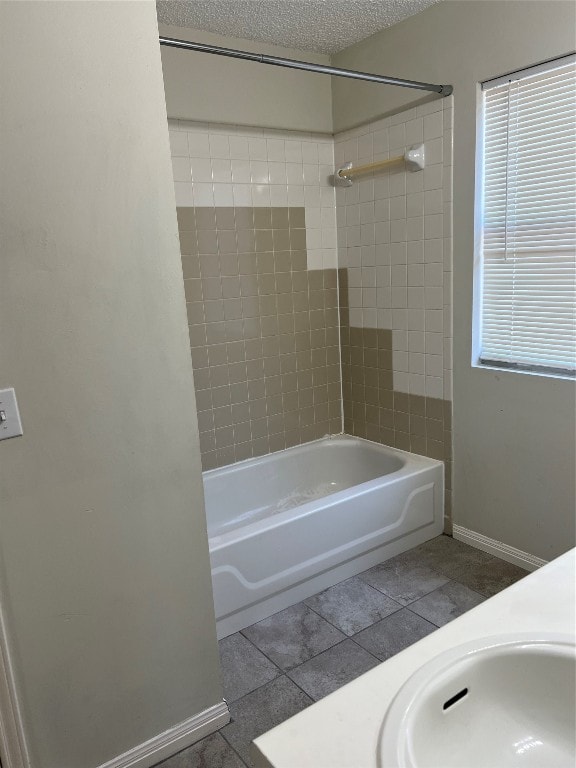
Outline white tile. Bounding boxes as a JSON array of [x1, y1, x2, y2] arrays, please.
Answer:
[[318, 143, 334, 164], [358, 179, 375, 203], [358, 132, 373, 160], [375, 222, 391, 245], [360, 223, 375, 246], [378, 308, 393, 329], [360, 202, 375, 224], [406, 216, 424, 242], [270, 185, 288, 206], [286, 163, 304, 185], [301, 141, 319, 163], [213, 184, 234, 206], [425, 376, 444, 398], [349, 307, 363, 326], [375, 243, 391, 265], [407, 264, 424, 286], [443, 375, 453, 400], [229, 135, 249, 159], [426, 354, 443, 377], [348, 267, 362, 287], [250, 160, 269, 184], [408, 287, 425, 309], [193, 182, 214, 206], [391, 242, 407, 264], [348, 287, 362, 307], [408, 331, 425, 352], [423, 164, 443, 191], [252, 184, 271, 207], [233, 184, 252, 206], [391, 287, 408, 309], [266, 138, 285, 161], [248, 137, 267, 160], [389, 172, 406, 198], [443, 338, 453, 368], [425, 309, 443, 333], [321, 206, 337, 228], [424, 111, 443, 140], [392, 328, 408, 352], [424, 188, 443, 215], [209, 134, 230, 158], [169, 130, 189, 157], [407, 309, 425, 331], [409, 373, 426, 396], [307, 228, 322, 249], [307, 249, 324, 270], [191, 157, 213, 182], [425, 214, 444, 240], [322, 228, 337, 248], [323, 248, 338, 269], [405, 118, 423, 146], [212, 158, 232, 184], [285, 140, 303, 163], [406, 170, 424, 194], [425, 138, 443, 167], [231, 159, 251, 184], [303, 164, 320, 185], [373, 128, 389, 155], [173, 182, 194, 206], [426, 332, 443, 355], [320, 185, 335, 207], [407, 241, 424, 264], [377, 286, 391, 307], [425, 286, 443, 309], [393, 371, 410, 394], [425, 262, 443, 286], [391, 265, 407, 286], [394, 351, 409, 371], [287, 185, 304, 206], [406, 192, 424, 218], [390, 196, 406, 220], [306, 207, 322, 228], [374, 176, 390, 200], [269, 162, 287, 185], [376, 266, 391, 285], [172, 157, 191, 182], [389, 123, 406, 150], [304, 186, 321, 208], [424, 238, 443, 263], [362, 308, 377, 328], [187, 132, 210, 158], [409, 352, 425, 374], [390, 220, 407, 243], [393, 309, 407, 329], [361, 245, 376, 267], [374, 198, 389, 222]]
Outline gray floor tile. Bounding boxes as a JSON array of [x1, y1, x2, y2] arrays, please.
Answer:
[[287, 639, 380, 701], [241, 603, 345, 670], [401, 535, 494, 579], [154, 732, 246, 768], [354, 608, 437, 661], [448, 557, 529, 597], [358, 558, 450, 606], [409, 580, 485, 626], [219, 633, 281, 703], [221, 676, 312, 767], [304, 576, 401, 635]]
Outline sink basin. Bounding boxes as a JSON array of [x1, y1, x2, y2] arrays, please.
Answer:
[[378, 634, 576, 768]]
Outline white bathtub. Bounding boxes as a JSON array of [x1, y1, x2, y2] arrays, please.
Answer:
[[204, 435, 444, 639]]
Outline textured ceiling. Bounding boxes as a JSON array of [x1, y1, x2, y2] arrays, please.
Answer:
[[156, 1, 442, 55]]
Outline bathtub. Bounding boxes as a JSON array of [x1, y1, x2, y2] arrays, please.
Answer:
[[204, 435, 444, 639]]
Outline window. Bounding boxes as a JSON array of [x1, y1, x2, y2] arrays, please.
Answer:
[[475, 55, 576, 377]]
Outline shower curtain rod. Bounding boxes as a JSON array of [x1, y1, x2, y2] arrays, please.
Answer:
[[159, 37, 453, 96]]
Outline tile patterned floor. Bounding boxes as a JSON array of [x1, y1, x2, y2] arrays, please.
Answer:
[[155, 535, 528, 768]]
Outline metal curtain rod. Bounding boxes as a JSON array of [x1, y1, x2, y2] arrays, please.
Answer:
[[159, 37, 453, 96]]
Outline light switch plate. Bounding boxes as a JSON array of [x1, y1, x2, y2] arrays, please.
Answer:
[[0, 388, 23, 440]]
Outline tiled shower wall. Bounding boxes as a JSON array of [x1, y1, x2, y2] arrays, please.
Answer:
[[169, 121, 342, 469], [334, 98, 454, 529]]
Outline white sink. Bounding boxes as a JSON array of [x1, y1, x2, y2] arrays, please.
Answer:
[[378, 634, 576, 768]]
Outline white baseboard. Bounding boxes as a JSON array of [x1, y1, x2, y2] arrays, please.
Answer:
[[97, 701, 230, 768], [452, 525, 547, 572]]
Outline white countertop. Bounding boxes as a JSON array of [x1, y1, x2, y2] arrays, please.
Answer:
[[253, 549, 576, 768]]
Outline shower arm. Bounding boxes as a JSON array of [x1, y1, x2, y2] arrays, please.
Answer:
[[159, 37, 453, 97]]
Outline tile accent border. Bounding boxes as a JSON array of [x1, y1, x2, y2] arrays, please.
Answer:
[[452, 525, 547, 572], [96, 702, 229, 768]]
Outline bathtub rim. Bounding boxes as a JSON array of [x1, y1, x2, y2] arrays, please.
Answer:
[[205, 435, 443, 549]]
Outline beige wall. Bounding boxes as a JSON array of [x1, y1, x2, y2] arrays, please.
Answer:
[[0, 2, 222, 767], [159, 24, 333, 132], [332, 0, 576, 561]]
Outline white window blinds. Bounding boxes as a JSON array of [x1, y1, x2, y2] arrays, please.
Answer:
[[479, 55, 576, 375]]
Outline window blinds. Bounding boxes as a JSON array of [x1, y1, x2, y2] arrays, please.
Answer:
[[479, 55, 576, 375]]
